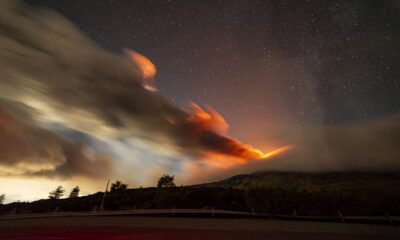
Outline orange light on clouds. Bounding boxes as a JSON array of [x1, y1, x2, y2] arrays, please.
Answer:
[[188, 102, 293, 168], [190, 102, 229, 132], [202, 145, 293, 169], [122, 50, 294, 175], [125, 49, 157, 79], [260, 145, 293, 159]]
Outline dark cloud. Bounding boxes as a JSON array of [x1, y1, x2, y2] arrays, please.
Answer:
[[0, 98, 115, 178], [0, 0, 274, 179], [0, 0, 185, 134]]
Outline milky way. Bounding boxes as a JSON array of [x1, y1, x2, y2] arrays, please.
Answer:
[[25, 0, 400, 136], [1, 0, 399, 203]]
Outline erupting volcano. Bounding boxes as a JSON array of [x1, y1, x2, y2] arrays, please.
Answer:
[[127, 50, 293, 167], [185, 102, 293, 167]]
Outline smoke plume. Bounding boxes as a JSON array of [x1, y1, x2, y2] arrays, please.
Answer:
[[0, 0, 276, 179], [1, 0, 399, 184], [191, 113, 400, 183]]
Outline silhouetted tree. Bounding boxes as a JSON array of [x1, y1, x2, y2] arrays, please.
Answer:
[[49, 186, 64, 199], [157, 174, 176, 188], [110, 180, 128, 193], [69, 186, 80, 198], [0, 194, 4, 204]]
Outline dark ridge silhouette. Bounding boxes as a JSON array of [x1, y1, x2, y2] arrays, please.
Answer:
[[1, 171, 399, 217]]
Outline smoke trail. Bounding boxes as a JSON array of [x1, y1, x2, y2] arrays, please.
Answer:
[[0, 0, 286, 178]]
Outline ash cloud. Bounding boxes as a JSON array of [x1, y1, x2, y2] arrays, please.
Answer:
[[0, 0, 181, 178], [0, 0, 262, 179], [273, 114, 400, 172], [192, 114, 400, 183], [1, 0, 399, 183], [0, 98, 114, 178], [0, 0, 185, 137]]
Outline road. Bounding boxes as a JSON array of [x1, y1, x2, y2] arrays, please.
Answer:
[[1, 216, 399, 240]]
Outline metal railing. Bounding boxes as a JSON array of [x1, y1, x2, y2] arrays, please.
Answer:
[[1, 208, 399, 225]]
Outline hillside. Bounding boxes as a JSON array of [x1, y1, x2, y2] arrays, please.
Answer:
[[1, 172, 399, 217], [197, 171, 400, 193]]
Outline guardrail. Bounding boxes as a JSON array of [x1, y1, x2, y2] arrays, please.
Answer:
[[0, 209, 399, 225], [0, 209, 247, 219]]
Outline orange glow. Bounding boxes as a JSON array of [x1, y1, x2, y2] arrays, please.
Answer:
[[125, 49, 156, 79], [188, 102, 293, 166], [202, 145, 293, 169], [190, 102, 228, 132], [260, 145, 293, 159], [0, 106, 24, 139], [202, 152, 246, 169], [122, 47, 293, 168]]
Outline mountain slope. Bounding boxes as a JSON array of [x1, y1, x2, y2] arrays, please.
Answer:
[[198, 171, 400, 193], [1, 172, 399, 217]]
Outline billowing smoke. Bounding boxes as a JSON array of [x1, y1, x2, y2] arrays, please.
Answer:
[[191, 113, 400, 183], [267, 114, 400, 172], [0, 98, 114, 178], [1, 0, 398, 185], [0, 0, 275, 179]]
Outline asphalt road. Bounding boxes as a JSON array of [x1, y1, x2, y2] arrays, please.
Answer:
[[1, 216, 399, 240]]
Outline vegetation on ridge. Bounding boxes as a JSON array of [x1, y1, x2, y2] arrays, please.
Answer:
[[1, 172, 399, 217]]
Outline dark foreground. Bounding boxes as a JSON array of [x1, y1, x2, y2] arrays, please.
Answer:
[[1, 216, 399, 240], [4, 172, 400, 217]]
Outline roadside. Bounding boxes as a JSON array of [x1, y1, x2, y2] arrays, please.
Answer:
[[1, 216, 399, 240]]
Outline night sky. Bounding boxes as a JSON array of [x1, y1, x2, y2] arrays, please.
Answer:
[[1, 0, 400, 202], [23, 0, 400, 139]]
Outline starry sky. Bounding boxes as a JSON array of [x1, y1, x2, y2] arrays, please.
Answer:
[[23, 0, 400, 139], [1, 0, 400, 203]]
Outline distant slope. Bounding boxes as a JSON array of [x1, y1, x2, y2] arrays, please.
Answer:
[[196, 171, 400, 193], [193, 171, 400, 216]]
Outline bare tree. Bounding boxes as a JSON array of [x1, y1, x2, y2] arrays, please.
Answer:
[[157, 174, 176, 188], [49, 186, 64, 199], [69, 186, 80, 198]]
